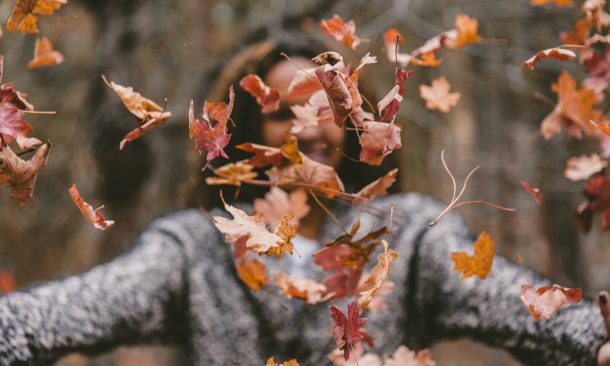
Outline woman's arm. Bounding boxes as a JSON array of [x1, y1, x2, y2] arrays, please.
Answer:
[[409, 208, 607, 365], [0, 215, 192, 365]]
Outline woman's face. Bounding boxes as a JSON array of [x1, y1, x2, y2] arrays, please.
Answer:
[[262, 58, 345, 168]]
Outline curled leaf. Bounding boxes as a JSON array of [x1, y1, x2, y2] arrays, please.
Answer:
[[522, 47, 576, 70], [357, 240, 398, 311], [274, 271, 328, 304], [68, 184, 115, 230], [27, 37, 64, 69], [320, 15, 361, 50], [520, 284, 582, 320], [0, 141, 50, 206], [239, 74, 280, 114]]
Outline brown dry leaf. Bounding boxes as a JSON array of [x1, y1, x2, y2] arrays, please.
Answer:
[[7, 0, 67, 34], [531, 0, 574, 6], [27, 37, 64, 69], [357, 240, 398, 311], [419, 77, 460, 113], [212, 196, 283, 254], [102, 75, 171, 149], [446, 14, 482, 49], [367, 280, 394, 313], [565, 154, 608, 181], [286, 68, 321, 98], [206, 160, 257, 187], [236, 257, 268, 292], [253, 187, 310, 226], [520, 284, 582, 320], [266, 357, 300, 366], [68, 184, 115, 230], [354, 169, 398, 204], [274, 271, 328, 304], [0, 141, 50, 206], [451, 231, 494, 279], [521, 48, 576, 70]]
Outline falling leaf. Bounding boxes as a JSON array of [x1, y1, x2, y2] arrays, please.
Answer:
[[314, 62, 353, 127], [366, 280, 394, 313], [565, 154, 608, 181], [0, 268, 15, 294], [237, 142, 285, 167], [263, 215, 297, 259], [419, 77, 460, 113], [0, 141, 50, 206], [102, 75, 171, 150], [68, 184, 115, 230], [519, 284, 582, 320], [206, 160, 257, 187], [6, 0, 67, 34], [189, 86, 234, 161], [357, 240, 398, 311], [329, 301, 371, 361], [320, 15, 361, 50], [27, 37, 64, 69], [353, 169, 398, 204], [236, 257, 268, 292], [384, 345, 436, 366], [253, 187, 310, 226], [521, 48, 576, 70], [290, 104, 320, 134], [239, 74, 280, 114], [212, 196, 283, 254], [359, 122, 402, 166], [451, 231, 494, 279], [561, 18, 592, 45], [266, 357, 300, 366], [274, 271, 328, 304], [540, 71, 600, 140], [521, 180, 542, 205], [531, 0, 574, 6], [378, 68, 414, 123], [446, 14, 482, 49], [384, 28, 413, 67], [286, 68, 321, 98], [576, 171, 610, 232], [329, 343, 382, 366]]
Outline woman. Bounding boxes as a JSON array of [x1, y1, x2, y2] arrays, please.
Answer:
[[0, 38, 609, 366]]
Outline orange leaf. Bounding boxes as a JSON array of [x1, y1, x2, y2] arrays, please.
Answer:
[[451, 231, 494, 279], [206, 160, 257, 187], [519, 284, 582, 320], [353, 168, 398, 204], [68, 183, 115, 230], [236, 257, 268, 292], [253, 187, 310, 226], [7, 0, 67, 34], [239, 74, 280, 114], [521, 47, 576, 70], [446, 14, 482, 49], [266, 357, 300, 366], [274, 271, 328, 304], [27, 37, 64, 69], [320, 15, 361, 50], [419, 76, 460, 113], [531, 0, 574, 6]]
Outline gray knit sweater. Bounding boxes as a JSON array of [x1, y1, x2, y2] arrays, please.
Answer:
[[0, 192, 606, 365]]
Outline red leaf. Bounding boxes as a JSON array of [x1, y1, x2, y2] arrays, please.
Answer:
[[378, 68, 414, 123], [359, 121, 402, 166], [577, 170, 610, 232], [521, 180, 542, 205], [69, 184, 115, 230], [239, 74, 280, 114], [189, 86, 234, 161], [314, 63, 353, 127], [329, 301, 369, 361]]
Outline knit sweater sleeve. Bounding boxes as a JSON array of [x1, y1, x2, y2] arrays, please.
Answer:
[[0, 212, 194, 366], [408, 203, 607, 365]]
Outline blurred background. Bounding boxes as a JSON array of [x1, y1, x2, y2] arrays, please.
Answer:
[[0, 0, 608, 364]]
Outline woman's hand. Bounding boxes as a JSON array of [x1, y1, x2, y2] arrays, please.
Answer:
[[597, 291, 610, 366]]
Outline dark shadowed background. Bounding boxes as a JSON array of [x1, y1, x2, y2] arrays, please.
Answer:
[[0, 0, 608, 365]]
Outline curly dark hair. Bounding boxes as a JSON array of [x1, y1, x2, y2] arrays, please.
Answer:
[[182, 35, 402, 210]]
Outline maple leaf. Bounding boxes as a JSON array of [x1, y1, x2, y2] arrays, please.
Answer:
[[519, 284, 582, 320], [102, 75, 172, 150], [561, 18, 592, 45], [320, 15, 361, 50], [68, 184, 115, 230], [565, 154, 608, 181], [274, 271, 328, 304], [314, 62, 353, 127], [329, 301, 370, 361], [359, 122, 402, 166], [253, 187, 310, 226], [206, 160, 257, 187], [451, 231, 494, 279], [531, 0, 574, 6], [212, 196, 283, 254], [353, 169, 398, 204], [446, 14, 482, 49], [239, 74, 280, 114], [290, 103, 320, 134], [236, 257, 268, 292], [522, 48, 576, 70], [27, 37, 64, 69], [384, 345, 436, 366], [263, 215, 297, 259], [266, 357, 300, 366], [6, 0, 67, 34], [419, 77, 460, 113], [356, 240, 398, 311], [189, 86, 234, 161], [540, 71, 600, 140], [0, 141, 50, 206], [521, 180, 542, 205], [286, 68, 321, 99], [576, 171, 610, 232]]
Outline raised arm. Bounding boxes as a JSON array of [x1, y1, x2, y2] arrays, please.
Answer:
[[0, 216, 190, 365], [410, 208, 607, 365]]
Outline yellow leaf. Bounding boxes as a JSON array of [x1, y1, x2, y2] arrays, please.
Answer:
[[236, 257, 268, 292], [451, 231, 494, 279]]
